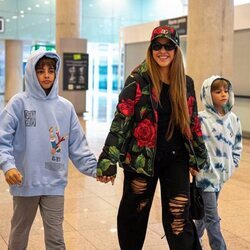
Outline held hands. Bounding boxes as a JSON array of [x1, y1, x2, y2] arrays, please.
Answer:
[[96, 176, 116, 185], [5, 168, 23, 185]]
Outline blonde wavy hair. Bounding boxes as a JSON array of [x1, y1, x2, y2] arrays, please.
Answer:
[[146, 46, 190, 140]]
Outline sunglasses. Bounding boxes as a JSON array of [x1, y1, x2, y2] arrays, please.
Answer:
[[151, 41, 176, 51]]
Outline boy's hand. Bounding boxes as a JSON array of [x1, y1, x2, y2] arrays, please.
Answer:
[[96, 176, 116, 185], [5, 168, 23, 185]]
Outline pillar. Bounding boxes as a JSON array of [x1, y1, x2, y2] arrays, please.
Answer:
[[56, 0, 87, 115], [5, 40, 23, 102], [186, 0, 234, 109], [56, 0, 81, 53]]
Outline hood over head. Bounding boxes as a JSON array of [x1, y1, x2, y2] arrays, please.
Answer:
[[200, 75, 234, 115], [24, 48, 61, 100]]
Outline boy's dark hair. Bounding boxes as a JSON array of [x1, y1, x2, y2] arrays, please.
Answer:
[[211, 79, 229, 92], [35, 56, 57, 70]]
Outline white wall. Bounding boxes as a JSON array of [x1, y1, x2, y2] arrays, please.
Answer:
[[234, 3, 250, 30], [122, 21, 159, 44], [233, 99, 250, 138]]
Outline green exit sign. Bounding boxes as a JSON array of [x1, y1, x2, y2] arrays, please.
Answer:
[[31, 44, 56, 52]]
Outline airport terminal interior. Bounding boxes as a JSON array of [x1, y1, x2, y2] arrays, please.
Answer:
[[1, 0, 250, 249]]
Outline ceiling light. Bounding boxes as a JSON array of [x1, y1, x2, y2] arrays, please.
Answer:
[[12, 16, 17, 19], [27, 7, 32, 11], [35, 4, 40, 8], [44, 0, 50, 4], [20, 10, 24, 14]]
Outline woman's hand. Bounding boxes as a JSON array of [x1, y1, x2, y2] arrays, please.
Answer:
[[189, 167, 199, 176], [96, 176, 116, 185]]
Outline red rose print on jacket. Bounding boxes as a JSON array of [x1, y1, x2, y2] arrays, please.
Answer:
[[135, 83, 142, 104], [133, 119, 156, 148], [187, 96, 195, 116], [118, 99, 135, 116], [125, 152, 132, 164], [192, 116, 202, 137]]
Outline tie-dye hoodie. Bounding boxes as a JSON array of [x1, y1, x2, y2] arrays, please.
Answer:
[[196, 75, 243, 192], [0, 49, 97, 196]]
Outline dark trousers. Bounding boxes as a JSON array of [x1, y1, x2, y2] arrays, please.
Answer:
[[117, 148, 201, 250]]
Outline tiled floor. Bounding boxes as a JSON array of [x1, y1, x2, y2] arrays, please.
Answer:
[[0, 93, 250, 249]]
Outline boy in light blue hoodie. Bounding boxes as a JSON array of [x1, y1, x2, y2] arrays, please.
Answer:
[[0, 49, 97, 249], [195, 76, 243, 250]]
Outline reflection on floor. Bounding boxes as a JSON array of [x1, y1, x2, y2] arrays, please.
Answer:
[[0, 93, 250, 249]]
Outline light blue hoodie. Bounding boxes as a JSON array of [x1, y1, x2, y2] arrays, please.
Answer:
[[0, 49, 97, 196], [196, 75, 243, 192]]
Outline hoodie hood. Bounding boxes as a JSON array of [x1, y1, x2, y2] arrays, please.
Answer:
[[25, 49, 61, 100], [200, 75, 234, 115]]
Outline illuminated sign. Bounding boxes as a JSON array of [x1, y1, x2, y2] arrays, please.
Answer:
[[31, 44, 56, 52], [63, 53, 89, 91]]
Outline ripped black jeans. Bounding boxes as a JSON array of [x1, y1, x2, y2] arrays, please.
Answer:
[[117, 148, 201, 250]]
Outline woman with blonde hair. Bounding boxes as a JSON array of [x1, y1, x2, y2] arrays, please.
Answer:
[[97, 25, 207, 250]]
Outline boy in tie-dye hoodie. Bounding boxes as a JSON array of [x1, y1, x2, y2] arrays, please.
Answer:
[[195, 75, 243, 250]]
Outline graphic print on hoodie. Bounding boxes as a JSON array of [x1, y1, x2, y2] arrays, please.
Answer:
[[196, 75, 243, 192]]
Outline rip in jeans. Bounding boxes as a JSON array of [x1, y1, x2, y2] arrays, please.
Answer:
[[131, 178, 149, 212], [169, 194, 188, 235]]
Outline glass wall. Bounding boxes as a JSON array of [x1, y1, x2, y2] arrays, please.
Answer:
[[86, 42, 119, 122], [81, 0, 187, 43]]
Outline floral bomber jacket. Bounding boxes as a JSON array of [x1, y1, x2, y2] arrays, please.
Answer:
[[97, 62, 208, 177]]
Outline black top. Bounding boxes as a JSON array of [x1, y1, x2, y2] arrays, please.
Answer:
[[156, 83, 184, 153]]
